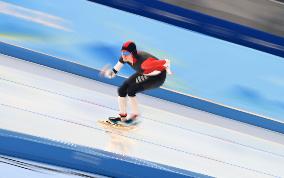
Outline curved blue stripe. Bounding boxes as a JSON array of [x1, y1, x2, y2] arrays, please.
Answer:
[[0, 128, 211, 178]]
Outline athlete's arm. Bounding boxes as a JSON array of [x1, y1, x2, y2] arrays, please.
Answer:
[[141, 58, 170, 76], [101, 61, 124, 79], [112, 61, 124, 74]]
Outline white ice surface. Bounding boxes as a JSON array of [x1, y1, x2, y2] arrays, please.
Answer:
[[0, 54, 284, 178]]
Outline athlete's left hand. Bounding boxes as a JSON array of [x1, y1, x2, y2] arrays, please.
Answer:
[[100, 64, 116, 79]]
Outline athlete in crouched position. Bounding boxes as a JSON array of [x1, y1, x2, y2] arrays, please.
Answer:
[[101, 41, 171, 125]]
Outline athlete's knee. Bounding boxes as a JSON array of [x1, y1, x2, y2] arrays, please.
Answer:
[[127, 87, 137, 97], [118, 86, 127, 97], [127, 85, 143, 97]]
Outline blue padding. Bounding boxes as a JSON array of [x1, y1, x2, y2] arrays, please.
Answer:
[[1, 42, 284, 134], [0, 129, 211, 178], [88, 0, 284, 58]]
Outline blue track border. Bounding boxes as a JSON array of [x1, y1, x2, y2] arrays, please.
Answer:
[[0, 128, 210, 178], [1, 42, 284, 134], [88, 0, 284, 58]]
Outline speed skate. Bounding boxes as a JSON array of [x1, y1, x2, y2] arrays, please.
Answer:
[[97, 119, 139, 131]]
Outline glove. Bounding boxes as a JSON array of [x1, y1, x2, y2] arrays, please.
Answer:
[[163, 59, 172, 75], [103, 69, 116, 79]]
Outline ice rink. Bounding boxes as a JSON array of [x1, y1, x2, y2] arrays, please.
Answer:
[[0, 54, 284, 178]]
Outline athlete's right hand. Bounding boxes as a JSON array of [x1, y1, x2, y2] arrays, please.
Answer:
[[164, 59, 172, 75]]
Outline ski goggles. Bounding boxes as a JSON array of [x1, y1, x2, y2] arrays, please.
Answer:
[[121, 51, 131, 56]]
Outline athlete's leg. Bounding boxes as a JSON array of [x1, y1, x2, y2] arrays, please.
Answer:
[[127, 70, 167, 96], [128, 96, 139, 118], [109, 73, 139, 123], [125, 71, 167, 122], [118, 96, 127, 117]]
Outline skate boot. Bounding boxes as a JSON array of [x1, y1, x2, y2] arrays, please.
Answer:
[[122, 114, 140, 126], [108, 113, 127, 124]]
